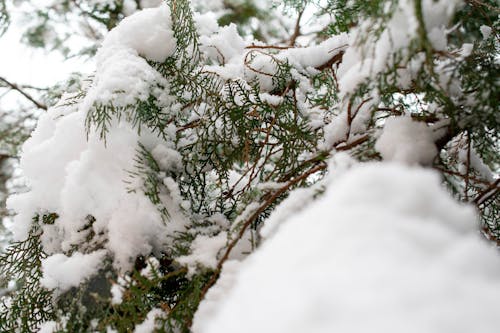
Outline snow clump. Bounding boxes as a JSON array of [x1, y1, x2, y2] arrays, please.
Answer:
[[7, 5, 184, 290], [375, 116, 438, 165]]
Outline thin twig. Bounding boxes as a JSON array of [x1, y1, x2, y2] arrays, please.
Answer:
[[246, 44, 293, 50], [474, 179, 500, 205], [289, 9, 304, 46], [195, 162, 327, 316], [0, 76, 47, 110], [464, 132, 471, 201]]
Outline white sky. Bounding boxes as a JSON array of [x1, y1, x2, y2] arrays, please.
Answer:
[[0, 27, 91, 87], [0, 5, 94, 110]]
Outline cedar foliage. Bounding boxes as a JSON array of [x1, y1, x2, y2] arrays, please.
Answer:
[[0, 0, 498, 331]]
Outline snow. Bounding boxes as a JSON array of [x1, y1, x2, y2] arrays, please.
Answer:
[[200, 24, 246, 65], [422, 0, 463, 50], [194, 12, 220, 37], [200, 27, 348, 94], [110, 283, 124, 305], [192, 260, 241, 332], [200, 23, 248, 81], [460, 43, 474, 57], [8, 109, 185, 271], [38, 321, 57, 333], [133, 308, 166, 333], [448, 134, 494, 183], [137, 258, 158, 279], [2, 1, 497, 331], [260, 153, 355, 239], [6, 5, 188, 276], [283, 34, 349, 70], [122, 0, 139, 16], [422, 0, 464, 33], [333, 0, 462, 100], [139, 0, 163, 9], [151, 144, 183, 172], [177, 232, 227, 277], [88, 0, 117, 9], [480, 25, 492, 40], [101, 4, 176, 63], [40, 250, 107, 292], [337, 2, 416, 95], [193, 162, 500, 333], [243, 52, 278, 92], [375, 116, 438, 165], [80, 4, 176, 111]]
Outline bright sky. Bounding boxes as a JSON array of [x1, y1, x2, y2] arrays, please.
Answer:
[[0, 5, 93, 109], [0, 27, 91, 87]]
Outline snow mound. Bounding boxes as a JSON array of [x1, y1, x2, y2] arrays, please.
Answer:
[[41, 250, 107, 292], [193, 163, 500, 333], [177, 232, 227, 277], [375, 116, 438, 165], [84, 4, 176, 109], [7, 5, 186, 280], [102, 4, 176, 63], [133, 308, 166, 333]]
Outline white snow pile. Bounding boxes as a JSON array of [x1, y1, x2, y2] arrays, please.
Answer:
[[6, 5, 186, 290], [177, 232, 228, 277], [133, 308, 166, 333], [40, 250, 107, 292], [193, 162, 500, 333], [83, 4, 176, 110], [38, 321, 58, 333], [199, 23, 349, 93], [375, 116, 438, 165], [121, 0, 164, 16], [110, 282, 124, 305]]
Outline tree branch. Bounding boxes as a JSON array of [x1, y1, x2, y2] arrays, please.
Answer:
[[315, 48, 346, 71], [289, 9, 304, 46], [474, 179, 500, 206], [194, 162, 327, 326], [0, 76, 47, 110]]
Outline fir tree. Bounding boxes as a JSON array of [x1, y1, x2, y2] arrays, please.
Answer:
[[0, 0, 498, 332]]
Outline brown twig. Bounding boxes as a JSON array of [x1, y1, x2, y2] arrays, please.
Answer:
[[289, 9, 304, 46], [464, 132, 471, 201], [433, 166, 491, 186], [335, 135, 370, 151], [0, 76, 47, 110], [474, 179, 500, 205], [195, 162, 327, 318], [244, 50, 278, 78], [315, 50, 346, 71], [245, 44, 293, 50], [209, 45, 226, 66]]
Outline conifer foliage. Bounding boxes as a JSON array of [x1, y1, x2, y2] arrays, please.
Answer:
[[0, 0, 498, 332]]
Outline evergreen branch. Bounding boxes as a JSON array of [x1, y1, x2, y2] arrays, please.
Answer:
[[433, 166, 492, 187], [474, 179, 500, 205], [195, 162, 327, 325], [315, 47, 347, 71], [0, 0, 8, 36], [289, 8, 304, 46], [246, 44, 294, 50], [70, 0, 121, 31], [466, 0, 500, 12], [0, 219, 55, 331], [0, 76, 47, 110]]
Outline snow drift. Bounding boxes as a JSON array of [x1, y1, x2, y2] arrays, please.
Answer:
[[194, 162, 500, 333]]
